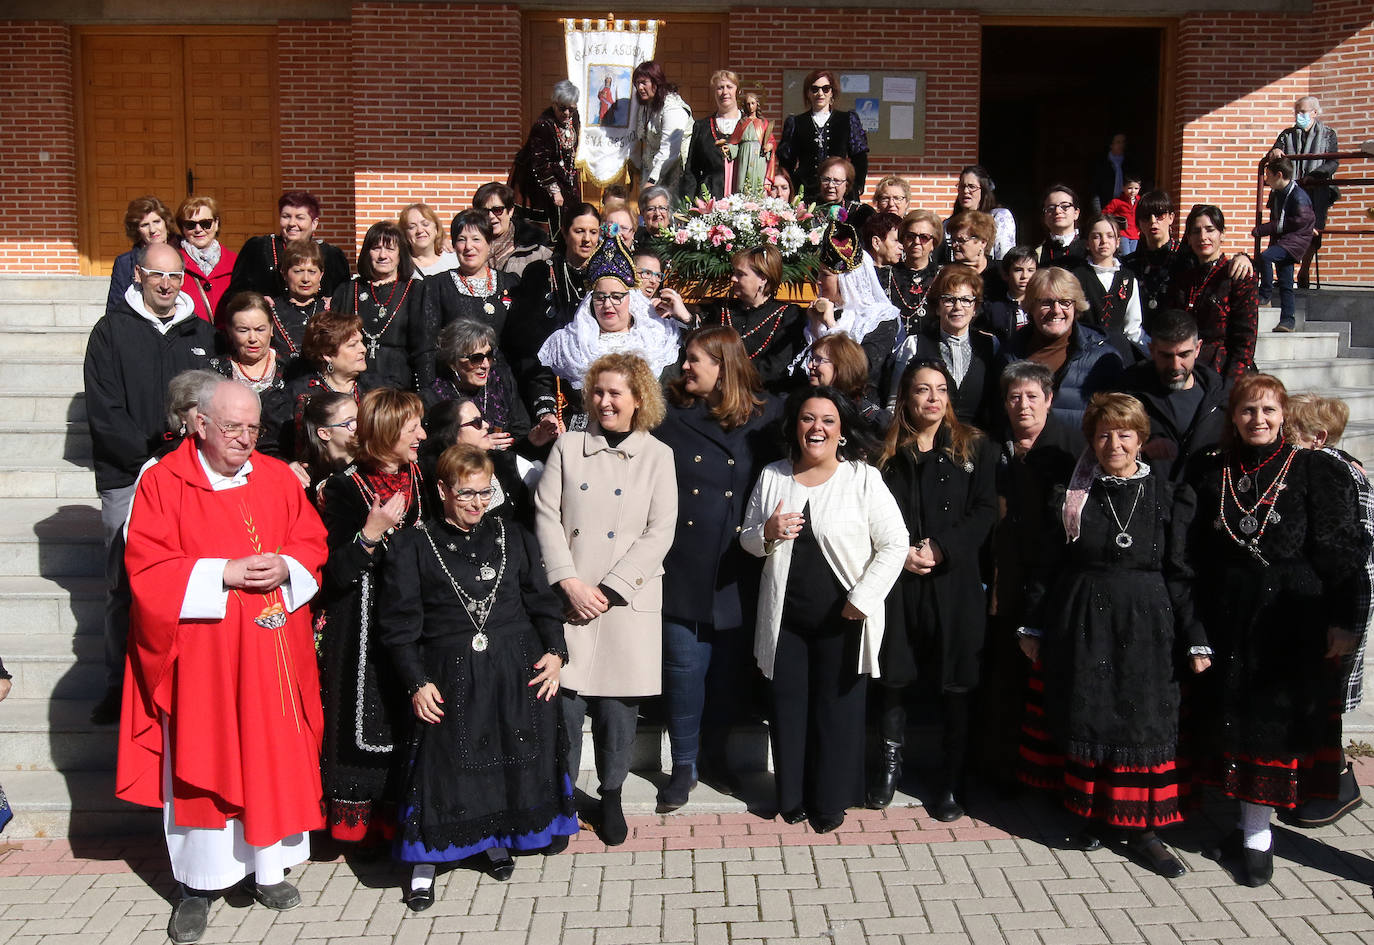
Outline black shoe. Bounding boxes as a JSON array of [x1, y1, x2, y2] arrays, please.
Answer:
[[780, 807, 808, 825], [90, 685, 121, 725], [1280, 765, 1364, 828], [249, 879, 301, 911], [405, 886, 434, 912], [1068, 829, 1103, 852], [657, 763, 697, 813], [543, 834, 569, 855], [866, 739, 903, 810], [1272, 322, 1295, 333], [168, 894, 210, 944], [598, 789, 628, 846], [929, 790, 964, 823], [1241, 843, 1274, 887], [485, 848, 515, 881], [809, 812, 844, 833], [1128, 833, 1186, 879]]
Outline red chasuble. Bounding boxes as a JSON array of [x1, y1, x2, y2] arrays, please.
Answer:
[[116, 438, 329, 847]]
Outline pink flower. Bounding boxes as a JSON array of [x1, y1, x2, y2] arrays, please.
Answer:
[[725, 243, 734, 251], [763, 227, 781, 244], [693, 198, 711, 213], [674, 230, 689, 244], [778, 210, 795, 223], [795, 208, 812, 222], [708, 224, 736, 246], [757, 210, 780, 227], [743, 202, 760, 212], [808, 228, 824, 245]]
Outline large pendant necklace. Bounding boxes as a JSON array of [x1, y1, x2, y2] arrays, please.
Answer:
[[1233, 438, 1286, 494], [419, 518, 508, 652], [1216, 445, 1296, 564], [354, 278, 411, 358], [452, 267, 499, 314], [1102, 479, 1143, 548]]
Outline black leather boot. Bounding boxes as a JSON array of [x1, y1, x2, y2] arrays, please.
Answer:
[[867, 697, 905, 809], [931, 691, 970, 822]]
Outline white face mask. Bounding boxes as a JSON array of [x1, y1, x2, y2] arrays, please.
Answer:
[[1295, 111, 1314, 130]]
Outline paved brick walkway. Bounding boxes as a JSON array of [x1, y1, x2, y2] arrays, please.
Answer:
[[5, 770, 1374, 945]]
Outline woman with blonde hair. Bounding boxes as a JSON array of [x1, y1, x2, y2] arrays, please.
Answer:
[[869, 360, 997, 816], [685, 68, 743, 199], [1018, 392, 1201, 879], [399, 203, 457, 276], [534, 352, 677, 845], [317, 388, 429, 844], [177, 195, 237, 322]]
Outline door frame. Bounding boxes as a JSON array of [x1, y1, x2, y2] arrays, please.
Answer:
[[72, 25, 281, 275], [978, 15, 1178, 198]]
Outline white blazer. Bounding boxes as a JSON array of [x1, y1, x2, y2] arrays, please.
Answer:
[[741, 460, 908, 680]]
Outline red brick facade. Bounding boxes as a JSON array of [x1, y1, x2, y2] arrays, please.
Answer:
[[1, 3, 1370, 281]]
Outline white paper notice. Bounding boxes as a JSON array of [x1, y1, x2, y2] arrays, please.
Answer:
[[889, 105, 915, 140], [882, 76, 918, 102], [840, 74, 870, 94]]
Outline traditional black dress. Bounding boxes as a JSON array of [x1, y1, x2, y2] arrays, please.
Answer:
[[331, 274, 437, 391], [425, 357, 531, 441], [317, 462, 427, 841], [776, 110, 869, 203], [1166, 255, 1259, 386], [1019, 467, 1202, 828], [876, 260, 937, 340], [429, 266, 518, 338], [1124, 238, 1184, 328], [698, 298, 806, 394], [379, 515, 577, 861], [227, 234, 351, 302], [260, 371, 378, 461], [505, 255, 590, 418], [1190, 441, 1368, 808], [266, 293, 328, 366]]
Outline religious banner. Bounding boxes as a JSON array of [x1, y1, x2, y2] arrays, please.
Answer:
[[565, 17, 658, 187]]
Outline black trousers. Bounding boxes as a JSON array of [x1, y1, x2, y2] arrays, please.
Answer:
[[769, 617, 867, 816]]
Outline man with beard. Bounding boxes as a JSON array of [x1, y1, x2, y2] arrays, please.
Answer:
[[1116, 309, 1227, 483]]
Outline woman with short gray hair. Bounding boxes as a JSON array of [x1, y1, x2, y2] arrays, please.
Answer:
[[426, 317, 534, 449], [510, 80, 583, 228]]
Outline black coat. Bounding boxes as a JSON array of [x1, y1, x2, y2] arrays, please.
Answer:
[[83, 299, 217, 490], [880, 431, 999, 689], [226, 234, 351, 310], [776, 110, 869, 203], [330, 274, 437, 392], [684, 115, 730, 199], [899, 326, 1000, 431], [656, 396, 783, 627], [1117, 360, 1227, 483]]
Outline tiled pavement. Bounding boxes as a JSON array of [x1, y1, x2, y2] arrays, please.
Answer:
[[4, 767, 1374, 944]]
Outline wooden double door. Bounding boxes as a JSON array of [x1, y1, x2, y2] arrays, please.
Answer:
[[76, 28, 280, 275]]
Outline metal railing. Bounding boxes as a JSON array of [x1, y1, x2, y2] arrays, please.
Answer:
[[1253, 141, 1374, 289]]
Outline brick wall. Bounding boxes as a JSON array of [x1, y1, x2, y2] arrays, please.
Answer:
[[349, 1, 523, 249], [0, 22, 80, 273], [729, 7, 982, 210], [278, 20, 355, 250]]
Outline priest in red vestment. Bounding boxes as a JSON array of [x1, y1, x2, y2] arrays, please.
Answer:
[[116, 378, 328, 945]]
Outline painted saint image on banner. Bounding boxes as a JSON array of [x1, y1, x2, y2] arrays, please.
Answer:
[[588, 64, 632, 127]]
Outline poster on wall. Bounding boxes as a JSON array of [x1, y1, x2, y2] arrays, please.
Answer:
[[566, 17, 659, 186]]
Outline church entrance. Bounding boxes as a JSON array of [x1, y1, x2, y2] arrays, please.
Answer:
[[978, 20, 1173, 245]]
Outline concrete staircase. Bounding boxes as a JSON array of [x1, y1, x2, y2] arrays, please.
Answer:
[[1, 275, 1372, 838]]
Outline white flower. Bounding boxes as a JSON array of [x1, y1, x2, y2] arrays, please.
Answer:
[[685, 217, 710, 242], [779, 224, 805, 253], [731, 212, 756, 233]]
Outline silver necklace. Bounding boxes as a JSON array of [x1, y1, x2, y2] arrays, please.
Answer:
[[418, 518, 507, 652], [1102, 479, 1143, 548]]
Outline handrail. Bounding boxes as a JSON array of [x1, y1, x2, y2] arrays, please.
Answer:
[[1253, 142, 1374, 283]]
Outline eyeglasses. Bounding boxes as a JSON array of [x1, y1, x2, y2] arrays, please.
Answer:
[[940, 295, 978, 308], [819, 177, 848, 187], [458, 414, 487, 430], [809, 84, 832, 94], [1038, 298, 1077, 311], [902, 231, 935, 244], [452, 487, 496, 502], [644, 204, 670, 216], [180, 218, 216, 232], [635, 267, 663, 280], [950, 235, 984, 247], [591, 291, 630, 305], [1043, 202, 1076, 214], [322, 417, 358, 432], [808, 355, 833, 367], [458, 350, 493, 365], [139, 268, 184, 282], [484, 204, 510, 216], [205, 416, 262, 441], [957, 182, 981, 192]]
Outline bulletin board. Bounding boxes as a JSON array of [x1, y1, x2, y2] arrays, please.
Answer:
[[782, 70, 926, 157]]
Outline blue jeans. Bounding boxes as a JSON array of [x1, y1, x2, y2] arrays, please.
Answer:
[[1260, 244, 1297, 327], [1120, 237, 1138, 256], [661, 619, 747, 768]]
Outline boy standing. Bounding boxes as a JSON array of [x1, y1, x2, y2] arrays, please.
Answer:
[[1251, 158, 1314, 333]]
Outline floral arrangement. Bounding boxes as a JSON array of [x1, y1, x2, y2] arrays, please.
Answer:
[[645, 192, 827, 299]]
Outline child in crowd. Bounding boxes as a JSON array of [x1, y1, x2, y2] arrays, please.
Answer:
[[1102, 176, 1142, 255]]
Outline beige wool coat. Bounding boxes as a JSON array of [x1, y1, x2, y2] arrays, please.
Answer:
[[534, 429, 678, 696]]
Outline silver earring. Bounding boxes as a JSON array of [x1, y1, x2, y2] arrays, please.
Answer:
[[838, 436, 848, 446]]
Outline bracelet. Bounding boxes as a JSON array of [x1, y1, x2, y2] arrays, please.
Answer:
[[356, 530, 381, 549]]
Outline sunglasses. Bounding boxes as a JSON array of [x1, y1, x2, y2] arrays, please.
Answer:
[[809, 84, 832, 94], [459, 351, 493, 364], [902, 231, 935, 244], [484, 204, 511, 216], [180, 218, 216, 232], [458, 414, 486, 430]]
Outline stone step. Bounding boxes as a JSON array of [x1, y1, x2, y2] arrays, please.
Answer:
[[0, 325, 93, 357], [0, 356, 84, 389], [0, 574, 103, 636], [1267, 357, 1374, 390], [0, 461, 97, 499], [3, 698, 116, 772], [0, 498, 103, 578], [0, 632, 105, 700], [1254, 329, 1341, 363], [0, 300, 104, 329], [1335, 421, 1374, 465], [0, 390, 87, 424], [0, 275, 108, 302], [0, 769, 159, 839], [0, 422, 92, 463]]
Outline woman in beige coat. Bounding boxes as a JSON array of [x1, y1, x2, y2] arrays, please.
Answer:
[[534, 351, 678, 846]]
